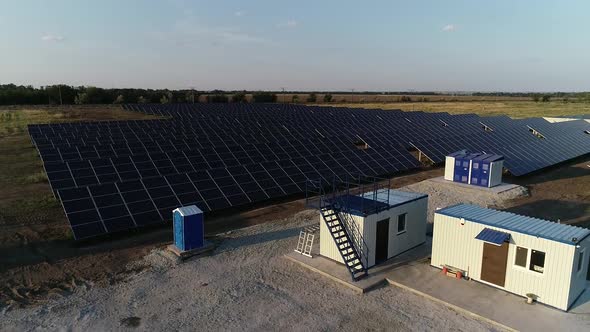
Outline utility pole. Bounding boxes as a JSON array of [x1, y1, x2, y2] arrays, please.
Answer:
[[58, 85, 63, 105], [281, 87, 286, 103], [351, 89, 355, 103]]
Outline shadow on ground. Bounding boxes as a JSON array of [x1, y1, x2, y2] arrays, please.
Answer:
[[503, 199, 590, 225], [216, 227, 303, 253]]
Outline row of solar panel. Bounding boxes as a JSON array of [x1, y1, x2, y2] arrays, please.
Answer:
[[29, 115, 477, 150], [59, 155, 412, 239], [44, 147, 419, 192]]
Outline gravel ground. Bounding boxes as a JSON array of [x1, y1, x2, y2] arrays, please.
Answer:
[[0, 208, 502, 331], [403, 178, 528, 232]]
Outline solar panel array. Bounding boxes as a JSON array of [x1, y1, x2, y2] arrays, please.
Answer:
[[28, 104, 590, 239]]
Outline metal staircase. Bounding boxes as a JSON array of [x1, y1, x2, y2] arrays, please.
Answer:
[[305, 175, 390, 281], [320, 205, 368, 281]]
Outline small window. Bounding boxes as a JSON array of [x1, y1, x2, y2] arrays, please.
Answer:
[[515, 246, 528, 267], [471, 177, 478, 184], [462, 161, 469, 167], [482, 164, 489, 171], [481, 179, 488, 186], [578, 252, 584, 272], [461, 175, 468, 182], [397, 213, 406, 234], [455, 160, 461, 166], [473, 162, 479, 169], [530, 250, 545, 273]]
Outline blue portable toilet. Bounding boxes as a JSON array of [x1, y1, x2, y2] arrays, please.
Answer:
[[172, 205, 204, 251], [470, 154, 504, 188]]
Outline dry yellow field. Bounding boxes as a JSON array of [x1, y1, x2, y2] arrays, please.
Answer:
[[320, 101, 590, 118]]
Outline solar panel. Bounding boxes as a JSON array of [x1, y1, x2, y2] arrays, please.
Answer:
[[28, 104, 590, 239]]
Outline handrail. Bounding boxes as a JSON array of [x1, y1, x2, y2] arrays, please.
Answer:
[[337, 208, 370, 268], [305, 173, 395, 270]]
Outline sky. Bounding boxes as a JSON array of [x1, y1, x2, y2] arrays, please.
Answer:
[[1, 0, 589, 92]]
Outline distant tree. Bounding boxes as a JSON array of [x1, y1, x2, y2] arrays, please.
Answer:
[[160, 95, 170, 104], [306, 93, 317, 103], [74, 92, 88, 104], [541, 95, 551, 102], [252, 92, 277, 103], [400, 96, 412, 102], [532, 94, 540, 102], [113, 94, 125, 104], [323, 94, 333, 103], [185, 91, 199, 103], [137, 95, 148, 103], [231, 92, 247, 103], [292, 95, 299, 103], [207, 94, 229, 103]]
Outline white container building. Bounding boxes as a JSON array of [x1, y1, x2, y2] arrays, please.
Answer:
[[320, 189, 428, 268], [431, 204, 590, 311]]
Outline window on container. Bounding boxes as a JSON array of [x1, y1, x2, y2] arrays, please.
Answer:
[[397, 213, 407, 234], [515, 246, 528, 268], [578, 252, 584, 272], [529, 250, 545, 273], [462, 161, 469, 167], [455, 160, 461, 166], [482, 163, 489, 171], [473, 162, 479, 169]]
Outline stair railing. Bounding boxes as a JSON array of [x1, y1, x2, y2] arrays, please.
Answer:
[[337, 209, 370, 269]]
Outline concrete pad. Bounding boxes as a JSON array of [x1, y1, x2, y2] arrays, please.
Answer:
[[167, 240, 215, 260], [385, 262, 590, 332], [427, 176, 526, 195], [284, 239, 431, 293]]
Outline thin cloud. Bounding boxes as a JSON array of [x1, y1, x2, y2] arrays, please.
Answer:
[[277, 19, 298, 28], [442, 24, 455, 32], [170, 18, 267, 45], [219, 31, 265, 43], [234, 11, 244, 17], [41, 34, 65, 42]]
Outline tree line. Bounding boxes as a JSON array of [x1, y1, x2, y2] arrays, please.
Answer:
[[0, 84, 279, 105], [2, 84, 590, 105]]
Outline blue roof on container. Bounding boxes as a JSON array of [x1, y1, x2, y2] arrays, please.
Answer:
[[436, 204, 590, 245], [473, 154, 504, 162], [360, 189, 428, 207], [448, 150, 503, 162], [174, 205, 203, 216], [448, 150, 468, 157]]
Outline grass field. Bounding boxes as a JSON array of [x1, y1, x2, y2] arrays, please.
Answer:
[[0, 108, 159, 245], [320, 101, 590, 118]]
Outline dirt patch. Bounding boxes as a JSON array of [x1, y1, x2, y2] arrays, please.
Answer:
[[403, 178, 528, 233]]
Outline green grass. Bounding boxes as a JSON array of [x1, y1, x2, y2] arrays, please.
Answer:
[[0, 107, 160, 243]]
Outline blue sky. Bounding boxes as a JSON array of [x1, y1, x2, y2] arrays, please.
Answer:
[[1, 0, 589, 91]]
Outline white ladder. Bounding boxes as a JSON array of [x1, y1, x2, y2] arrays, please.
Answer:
[[295, 230, 306, 254], [295, 229, 315, 257]]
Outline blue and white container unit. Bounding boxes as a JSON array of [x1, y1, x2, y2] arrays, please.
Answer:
[[444, 150, 504, 188], [470, 154, 504, 187], [432, 204, 590, 311], [172, 205, 204, 251]]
